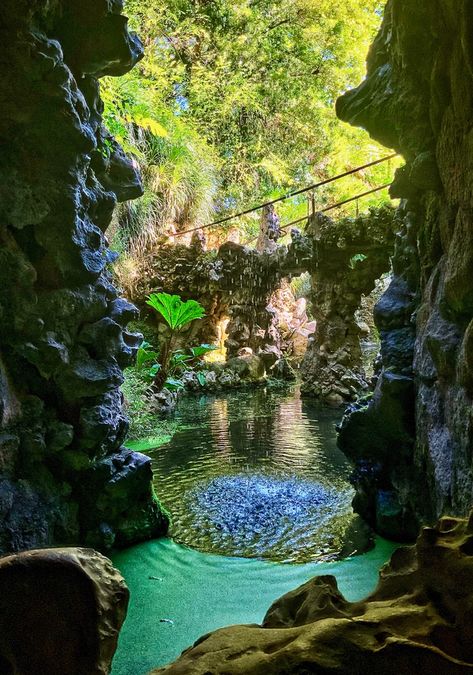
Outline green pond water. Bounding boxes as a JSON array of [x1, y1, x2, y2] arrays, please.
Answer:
[[112, 385, 398, 674], [111, 536, 397, 675]]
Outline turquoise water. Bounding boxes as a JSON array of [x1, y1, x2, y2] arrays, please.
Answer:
[[111, 386, 398, 674], [111, 536, 398, 675]]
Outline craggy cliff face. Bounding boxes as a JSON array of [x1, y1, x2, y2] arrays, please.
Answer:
[[337, 0, 473, 538], [0, 0, 169, 552]]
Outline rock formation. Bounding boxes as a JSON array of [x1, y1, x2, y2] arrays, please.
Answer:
[[0, 0, 169, 553], [151, 511, 473, 674], [0, 547, 128, 675], [121, 208, 396, 400], [337, 0, 473, 539], [301, 208, 396, 405]]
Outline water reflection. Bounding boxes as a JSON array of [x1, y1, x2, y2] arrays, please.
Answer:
[[148, 386, 359, 563]]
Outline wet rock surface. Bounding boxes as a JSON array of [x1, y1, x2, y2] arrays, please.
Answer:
[[337, 0, 473, 539], [0, 0, 169, 552], [0, 546, 128, 675], [151, 511, 473, 674]]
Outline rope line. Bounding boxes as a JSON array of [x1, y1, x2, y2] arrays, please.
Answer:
[[171, 154, 397, 238]]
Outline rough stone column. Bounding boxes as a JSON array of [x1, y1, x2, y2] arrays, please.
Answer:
[[0, 0, 169, 552], [218, 242, 284, 364], [300, 209, 396, 406], [256, 204, 281, 254]]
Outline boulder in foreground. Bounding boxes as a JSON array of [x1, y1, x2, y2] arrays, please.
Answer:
[[0, 547, 129, 675]]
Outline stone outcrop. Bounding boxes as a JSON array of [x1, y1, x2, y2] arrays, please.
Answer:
[[0, 0, 169, 552], [120, 208, 396, 399], [120, 237, 289, 364], [0, 547, 128, 675], [301, 208, 397, 405], [151, 512, 473, 674], [336, 0, 473, 539], [218, 241, 286, 361]]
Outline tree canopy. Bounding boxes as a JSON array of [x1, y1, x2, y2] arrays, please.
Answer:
[[104, 0, 395, 250]]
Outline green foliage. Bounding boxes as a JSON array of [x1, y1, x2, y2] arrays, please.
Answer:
[[146, 292, 206, 331], [291, 272, 312, 300], [102, 76, 219, 254], [138, 293, 214, 390], [121, 367, 179, 441], [196, 371, 207, 387], [105, 1, 398, 252], [164, 377, 186, 392], [135, 336, 215, 391], [189, 344, 217, 358], [349, 253, 368, 269], [136, 341, 160, 368]]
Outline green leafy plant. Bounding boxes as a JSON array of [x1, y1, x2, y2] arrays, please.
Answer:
[[164, 377, 186, 392], [146, 293, 205, 329], [144, 292, 208, 389], [196, 372, 208, 387], [136, 341, 160, 368], [135, 336, 217, 392], [189, 344, 216, 358]]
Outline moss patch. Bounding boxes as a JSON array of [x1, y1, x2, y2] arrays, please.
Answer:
[[121, 367, 179, 444]]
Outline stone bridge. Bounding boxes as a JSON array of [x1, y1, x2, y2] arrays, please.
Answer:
[[128, 205, 397, 405]]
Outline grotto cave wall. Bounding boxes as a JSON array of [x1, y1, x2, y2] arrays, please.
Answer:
[[0, 0, 169, 553], [337, 0, 473, 539]]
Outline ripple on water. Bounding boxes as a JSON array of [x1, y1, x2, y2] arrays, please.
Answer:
[[188, 473, 352, 562], [147, 386, 365, 563]]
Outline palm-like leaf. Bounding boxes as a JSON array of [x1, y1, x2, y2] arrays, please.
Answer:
[[146, 292, 205, 330]]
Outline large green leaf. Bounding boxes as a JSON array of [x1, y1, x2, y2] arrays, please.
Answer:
[[165, 377, 185, 391], [189, 344, 217, 358], [146, 363, 162, 380], [136, 341, 160, 368], [174, 299, 206, 328], [170, 352, 193, 368], [196, 371, 207, 387], [146, 292, 205, 330], [349, 253, 368, 269]]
